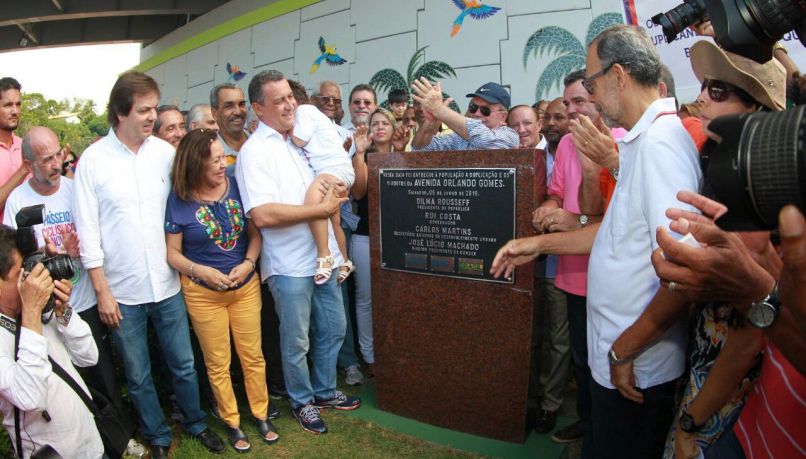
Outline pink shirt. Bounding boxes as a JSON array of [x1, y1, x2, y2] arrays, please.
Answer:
[[0, 133, 23, 222], [548, 129, 626, 296]]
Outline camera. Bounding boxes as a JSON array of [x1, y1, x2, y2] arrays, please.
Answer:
[[702, 106, 805, 231], [652, 0, 806, 63], [14, 204, 75, 314]]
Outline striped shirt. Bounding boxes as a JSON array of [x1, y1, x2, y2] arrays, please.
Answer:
[[734, 343, 806, 459], [414, 118, 518, 151]]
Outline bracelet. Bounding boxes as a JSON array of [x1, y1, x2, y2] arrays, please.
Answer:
[[189, 262, 196, 280], [56, 304, 73, 327], [244, 257, 256, 271]]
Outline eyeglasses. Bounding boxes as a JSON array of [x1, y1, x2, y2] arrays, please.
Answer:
[[315, 96, 341, 105], [62, 158, 76, 174], [701, 79, 737, 103], [468, 102, 505, 117], [582, 61, 629, 94], [352, 99, 373, 106]]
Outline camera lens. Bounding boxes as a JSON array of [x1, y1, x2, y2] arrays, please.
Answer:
[[706, 106, 806, 230], [651, 0, 708, 43], [42, 254, 76, 281]]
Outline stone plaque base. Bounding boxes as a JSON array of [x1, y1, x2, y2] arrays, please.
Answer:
[[369, 149, 542, 443]]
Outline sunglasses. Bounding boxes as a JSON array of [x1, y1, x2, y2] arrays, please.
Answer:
[[316, 95, 341, 105], [351, 99, 373, 106], [62, 158, 76, 174], [468, 102, 505, 117], [582, 61, 630, 95], [701, 79, 737, 103]]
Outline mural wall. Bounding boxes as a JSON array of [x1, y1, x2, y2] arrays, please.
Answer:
[[142, 0, 631, 115]]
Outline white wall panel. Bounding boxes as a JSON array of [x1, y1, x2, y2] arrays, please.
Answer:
[[294, 10, 353, 88], [252, 10, 300, 68], [351, 0, 418, 42]]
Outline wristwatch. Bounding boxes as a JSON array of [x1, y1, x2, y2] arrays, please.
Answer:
[[679, 408, 705, 433], [56, 304, 73, 327], [608, 347, 634, 366], [748, 283, 781, 329], [579, 214, 589, 227], [609, 166, 619, 181]]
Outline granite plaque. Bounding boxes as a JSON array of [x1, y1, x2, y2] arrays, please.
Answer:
[[369, 149, 544, 444], [378, 167, 515, 283]]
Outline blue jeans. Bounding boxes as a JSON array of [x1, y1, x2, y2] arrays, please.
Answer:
[[113, 292, 207, 446], [268, 274, 346, 408]]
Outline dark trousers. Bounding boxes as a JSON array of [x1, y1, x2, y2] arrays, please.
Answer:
[[260, 282, 286, 390], [566, 292, 593, 459], [77, 305, 135, 437], [590, 378, 678, 459]]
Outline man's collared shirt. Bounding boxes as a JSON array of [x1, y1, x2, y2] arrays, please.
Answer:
[[587, 97, 701, 390], [217, 131, 249, 176], [235, 121, 343, 279], [0, 312, 103, 459], [413, 118, 518, 151], [73, 130, 179, 305], [0, 133, 23, 221]]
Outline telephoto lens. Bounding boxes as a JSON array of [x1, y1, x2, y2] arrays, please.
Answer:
[[651, 0, 708, 43], [705, 105, 806, 231]]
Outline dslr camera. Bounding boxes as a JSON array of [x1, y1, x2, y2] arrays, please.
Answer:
[[652, 0, 806, 63], [15, 204, 75, 314]]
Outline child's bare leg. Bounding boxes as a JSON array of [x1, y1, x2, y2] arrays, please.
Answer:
[[305, 174, 337, 281], [332, 212, 348, 260]]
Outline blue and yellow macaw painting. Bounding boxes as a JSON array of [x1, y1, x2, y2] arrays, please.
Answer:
[[226, 63, 246, 82], [310, 36, 347, 74], [450, 0, 501, 37]]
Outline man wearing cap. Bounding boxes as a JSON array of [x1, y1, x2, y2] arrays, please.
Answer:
[[583, 25, 701, 459], [410, 78, 518, 151]]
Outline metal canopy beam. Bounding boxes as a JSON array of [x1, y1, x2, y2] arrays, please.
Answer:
[[0, 0, 230, 52]]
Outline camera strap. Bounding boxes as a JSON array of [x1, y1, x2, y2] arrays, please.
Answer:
[[0, 314, 26, 459]]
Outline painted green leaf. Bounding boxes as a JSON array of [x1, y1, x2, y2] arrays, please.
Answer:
[[407, 47, 428, 85], [369, 69, 408, 95], [535, 54, 584, 100], [443, 91, 461, 113], [523, 26, 584, 69], [585, 13, 625, 46], [413, 61, 457, 84]]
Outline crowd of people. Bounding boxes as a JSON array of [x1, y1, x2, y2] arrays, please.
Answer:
[[0, 21, 803, 459]]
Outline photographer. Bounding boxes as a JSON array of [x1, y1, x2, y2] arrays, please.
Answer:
[[0, 225, 103, 458]]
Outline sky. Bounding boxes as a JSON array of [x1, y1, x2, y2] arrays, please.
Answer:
[[0, 43, 141, 112]]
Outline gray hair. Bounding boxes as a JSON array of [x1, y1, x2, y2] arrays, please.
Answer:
[[312, 80, 340, 97], [210, 83, 239, 109], [593, 24, 661, 88], [21, 126, 57, 162], [660, 64, 676, 98], [248, 70, 285, 105], [154, 104, 181, 134], [186, 104, 210, 130]]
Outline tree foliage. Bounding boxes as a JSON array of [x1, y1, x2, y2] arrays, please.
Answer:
[[17, 93, 109, 155]]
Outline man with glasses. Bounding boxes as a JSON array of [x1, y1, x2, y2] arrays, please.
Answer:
[[583, 25, 700, 459], [3, 126, 146, 458], [343, 84, 377, 135], [410, 79, 518, 151]]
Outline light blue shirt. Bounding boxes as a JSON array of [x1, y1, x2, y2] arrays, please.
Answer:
[[413, 119, 518, 151]]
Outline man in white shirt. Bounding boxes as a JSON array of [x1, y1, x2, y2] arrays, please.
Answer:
[[0, 225, 103, 459], [584, 25, 701, 458], [3, 126, 144, 457], [73, 71, 224, 459], [236, 70, 361, 435]]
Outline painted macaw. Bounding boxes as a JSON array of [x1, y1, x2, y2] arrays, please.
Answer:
[[451, 0, 501, 37], [226, 63, 246, 82], [310, 36, 347, 74]]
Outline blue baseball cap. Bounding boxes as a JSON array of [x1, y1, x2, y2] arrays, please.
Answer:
[[466, 82, 511, 110]]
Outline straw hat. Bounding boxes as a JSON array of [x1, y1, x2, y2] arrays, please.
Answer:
[[690, 40, 785, 110]]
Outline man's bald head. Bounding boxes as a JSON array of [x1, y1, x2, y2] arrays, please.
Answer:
[[21, 126, 60, 162]]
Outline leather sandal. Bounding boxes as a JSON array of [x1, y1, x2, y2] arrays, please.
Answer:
[[255, 417, 279, 445], [337, 259, 355, 284], [226, 426, 251, 453], [314, 255, 334, 285]]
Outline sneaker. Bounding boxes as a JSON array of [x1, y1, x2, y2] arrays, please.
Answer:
[[551, 420, 584, 443], [268, 403, 281, 420], [314, 390, 361, 411], [534, 409, 557, 434], [292, 404, 327, 434], [125, 438, 146, 458], [344, 364, 364, 386]]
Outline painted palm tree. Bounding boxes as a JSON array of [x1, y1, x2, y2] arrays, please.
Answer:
[[369, 46, 461, 113], [523, 12, 623, 101]]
